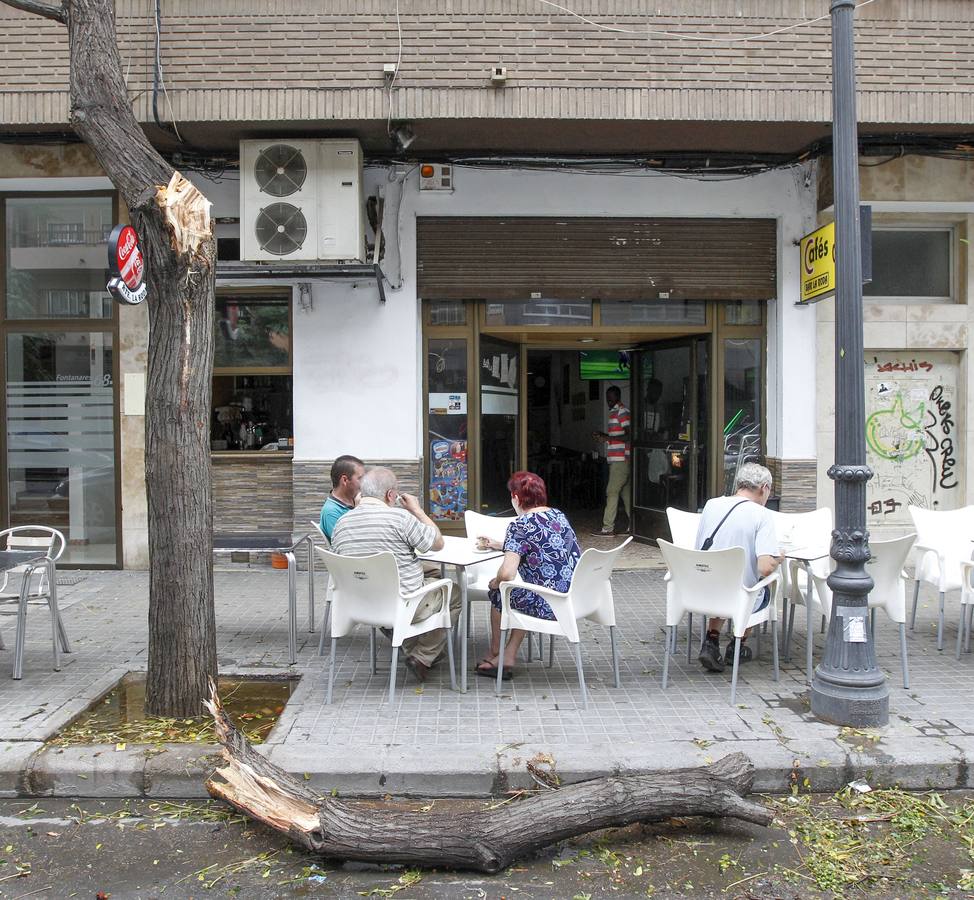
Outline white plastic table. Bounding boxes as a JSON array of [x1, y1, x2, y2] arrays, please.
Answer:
[[782, 545, 831, 682], [417, 535, 503, 692]]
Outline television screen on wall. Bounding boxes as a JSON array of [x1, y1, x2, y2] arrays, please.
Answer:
[[579, 350, 631, 381]]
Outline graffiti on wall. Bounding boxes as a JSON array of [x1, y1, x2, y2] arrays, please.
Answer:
[[864, 353, 960, 524]]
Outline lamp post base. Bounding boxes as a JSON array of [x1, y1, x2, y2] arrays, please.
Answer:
[[810, 666, 889, 727]]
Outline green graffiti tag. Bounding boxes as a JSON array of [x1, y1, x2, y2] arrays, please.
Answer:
[[865, 393, 926, 461]]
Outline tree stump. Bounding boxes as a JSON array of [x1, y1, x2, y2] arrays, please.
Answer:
[[204, 683, 772, 873]]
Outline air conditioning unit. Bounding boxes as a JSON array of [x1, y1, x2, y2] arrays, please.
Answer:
[[240, 139, 365, 263]]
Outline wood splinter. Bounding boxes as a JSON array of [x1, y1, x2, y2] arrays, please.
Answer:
[[203, 680, 772, 873]]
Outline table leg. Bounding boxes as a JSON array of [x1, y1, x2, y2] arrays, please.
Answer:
[[805, 573, 814, 684], [307, 536, 316, 633], [460, 567, 469, 693], [286, 551, 297, 665]]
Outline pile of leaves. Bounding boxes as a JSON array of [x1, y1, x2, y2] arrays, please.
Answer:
[[771, 786, 974, 894]]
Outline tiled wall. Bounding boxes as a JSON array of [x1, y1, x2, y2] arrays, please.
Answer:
[[767, 458, 819, 512]]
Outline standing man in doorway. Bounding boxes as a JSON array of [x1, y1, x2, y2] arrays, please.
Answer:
[[593, 385, 631, 536], [319, 454, 365, 541]]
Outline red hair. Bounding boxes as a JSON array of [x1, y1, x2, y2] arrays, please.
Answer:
[[507, 471, 547, 509]]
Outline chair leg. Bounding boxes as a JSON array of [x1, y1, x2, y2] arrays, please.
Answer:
[[496, 629, 509, 695], [445, 625, 457, 691], [910, 579, 920, 630], [957, 606, 966, 660], [547, 634, 555, 667], [781, 596, 790, 644], [783, 602, 796, 661], [899, 623, 910, 690], [369, 628, 377, 675], [609, 625, 621, 689], [13, 570, 31, 680], [49, 568, 70, 654], [729, 637, 742, 706], [686, 613, 693, 661], [937, 591, 945, 651], [771, 617, 780, 682], [388, 646, 399, 705], [572, 641, 588, 709], [821, 614, 826, 633], [317, 594, 330, 656], [755, 626, 761, 661], [326, 637, 338, 704], [967, 605, 974, 653], [662, 625, 672, 690], [46, 593, 60, 672]]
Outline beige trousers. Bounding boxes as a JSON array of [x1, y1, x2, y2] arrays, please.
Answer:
[[403, 577, 461, 667], [602, 459, 632, 529]]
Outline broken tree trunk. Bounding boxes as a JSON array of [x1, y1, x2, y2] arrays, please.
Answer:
[[204, 684, 773, 874]]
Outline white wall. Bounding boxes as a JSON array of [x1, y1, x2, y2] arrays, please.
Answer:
[[194, 160, 818, 463]]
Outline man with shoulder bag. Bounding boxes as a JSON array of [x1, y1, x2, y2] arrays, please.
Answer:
[[694, 462, 782, 673]]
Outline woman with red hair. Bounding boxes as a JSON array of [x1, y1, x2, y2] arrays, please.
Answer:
[[474, 471, 582, 680]]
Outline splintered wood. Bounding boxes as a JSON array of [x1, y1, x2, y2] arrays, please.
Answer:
[[157, 172, 212, 254]]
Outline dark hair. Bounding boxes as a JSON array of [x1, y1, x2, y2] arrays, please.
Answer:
[[507, 471, 547, 509], [606, 385, 621, 402], [330, 454, 364, 488]]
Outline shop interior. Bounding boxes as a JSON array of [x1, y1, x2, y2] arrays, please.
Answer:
[[526, 348, 632, 534]]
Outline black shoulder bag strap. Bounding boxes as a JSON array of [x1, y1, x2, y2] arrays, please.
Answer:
[[700, 499, 749, 551]]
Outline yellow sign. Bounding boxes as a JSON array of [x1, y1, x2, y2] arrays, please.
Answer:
[[799, 221, 836, 303]]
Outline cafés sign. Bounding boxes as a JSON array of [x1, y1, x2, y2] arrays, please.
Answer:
[[107, 224, 147, 305]]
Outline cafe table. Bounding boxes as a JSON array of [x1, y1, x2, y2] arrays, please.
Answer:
[[781, 545, 831, 682], [212, 532, 316, 664], [0, 550, 66, 680], [417, 534, 503, 692]]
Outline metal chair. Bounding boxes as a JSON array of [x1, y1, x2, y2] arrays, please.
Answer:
[[908, 505, 973, 651], [316, 547, 456, 704], [0, 526, 71, 679], [495, 537, 632, 708], [658, 540, 781, 706]]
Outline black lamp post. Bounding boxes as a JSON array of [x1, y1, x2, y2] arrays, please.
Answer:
[[809, 0, 889, 726]]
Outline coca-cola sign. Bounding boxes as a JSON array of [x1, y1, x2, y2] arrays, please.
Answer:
[[106, 224, 148, 305]]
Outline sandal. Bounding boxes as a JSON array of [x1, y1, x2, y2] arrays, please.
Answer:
[[474, 663, 514, 681]]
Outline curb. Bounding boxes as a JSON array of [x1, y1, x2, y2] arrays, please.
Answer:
[[0, 734, 970, 800]]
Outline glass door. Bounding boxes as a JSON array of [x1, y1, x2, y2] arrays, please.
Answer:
[[478, 336, 520, 514], [631, 337, 709, 542]]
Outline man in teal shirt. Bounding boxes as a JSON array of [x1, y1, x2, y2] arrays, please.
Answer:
[[320, 455, 365, 540]]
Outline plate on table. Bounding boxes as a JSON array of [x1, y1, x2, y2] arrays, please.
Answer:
[[471, 546, 496, 554]]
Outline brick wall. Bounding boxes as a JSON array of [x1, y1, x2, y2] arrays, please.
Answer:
[[2, 1, 972, 127], [767, 457, 819, 512]]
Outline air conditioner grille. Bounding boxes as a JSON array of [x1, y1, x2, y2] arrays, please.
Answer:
[[253, 144, 308, 197], [254, 203, 308, 256]]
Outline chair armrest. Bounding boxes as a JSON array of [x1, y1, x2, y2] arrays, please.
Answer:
[[498, 579, 569, 606], [401, 577, 454, 606]]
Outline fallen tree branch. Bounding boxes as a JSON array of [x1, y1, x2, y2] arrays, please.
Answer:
[[203, 680, 772, 873]]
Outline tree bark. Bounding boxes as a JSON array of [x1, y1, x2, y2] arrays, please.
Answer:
[[1, 0, 218, 716], [203, 685, 773, 874]]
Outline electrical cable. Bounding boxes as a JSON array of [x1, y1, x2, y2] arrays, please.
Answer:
[[530, 0, 878, 43], [386, 0, 404, 139], [151, 0, 182, 142]]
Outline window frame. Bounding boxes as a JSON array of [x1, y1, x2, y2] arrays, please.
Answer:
[[863, 223, 956, 304]]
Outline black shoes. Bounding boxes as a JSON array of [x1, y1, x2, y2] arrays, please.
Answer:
[[724, 640, 753, 665], [698, 635, 725, 673]]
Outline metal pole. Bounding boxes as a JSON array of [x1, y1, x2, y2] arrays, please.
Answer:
[[809, 0, 889, 726]]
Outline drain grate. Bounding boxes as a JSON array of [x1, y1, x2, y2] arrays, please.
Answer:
[[56, 574, 88, 586]]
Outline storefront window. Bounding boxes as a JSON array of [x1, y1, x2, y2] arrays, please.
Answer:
[[427, 300, 466, 326], [484, 299, 592, 326], [5, 331, 117, 565], [602, 299, 706, 325], [723, 300, 763, 325], [722, 338, 762, 494], [427, 338, 468, 520], [211, 294, 292, 451], [5, 197, 113, 320]]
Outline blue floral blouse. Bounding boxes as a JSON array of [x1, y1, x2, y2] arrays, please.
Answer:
[[488, 508, 581, 620]]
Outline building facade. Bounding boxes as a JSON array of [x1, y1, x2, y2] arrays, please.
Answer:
[[0, 1, 972, 566]]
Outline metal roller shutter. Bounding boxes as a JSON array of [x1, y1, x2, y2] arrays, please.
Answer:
[[417, 216, 777, 302]]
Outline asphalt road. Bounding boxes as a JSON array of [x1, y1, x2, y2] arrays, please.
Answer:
[[0, 795, 965, 899]]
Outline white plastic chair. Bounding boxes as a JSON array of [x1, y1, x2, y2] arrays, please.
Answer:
[[495, 537, 632, 708], [316, 547, 456, 704], [658, 540, 781, 706], [664, 507, 702, 658], [908, 505, 973, 651], [959, 558, 974, 659], [309, 521, 336, 643], [0, 527, 70, 679], [771, 508, 832, 643], [804, 534, 916, 687]]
